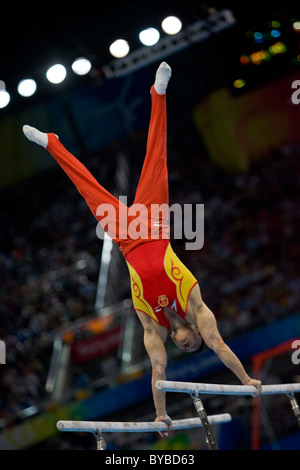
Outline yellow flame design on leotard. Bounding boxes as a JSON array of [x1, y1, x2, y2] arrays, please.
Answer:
[[164, 244, 198, 313], [126, 260, 159, 322]]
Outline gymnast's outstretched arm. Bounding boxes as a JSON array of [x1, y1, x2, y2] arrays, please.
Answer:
[[187, 285, 261, 392], [195, 301, 262, 392]]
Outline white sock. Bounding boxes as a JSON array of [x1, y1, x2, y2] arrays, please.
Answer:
[[154, 62, 172, 95], [23, 125, 49, 148]]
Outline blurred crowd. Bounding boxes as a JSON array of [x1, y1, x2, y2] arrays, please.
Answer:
[[0, 119, 299, 430], [170, 137, 300, 337]]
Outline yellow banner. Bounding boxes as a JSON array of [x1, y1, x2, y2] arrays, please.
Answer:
[[193, 71, 300, 173]]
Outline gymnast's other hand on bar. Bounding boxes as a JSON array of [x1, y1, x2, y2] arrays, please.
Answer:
[[243, 377, 262, 395], [155, 414, 172, 437]]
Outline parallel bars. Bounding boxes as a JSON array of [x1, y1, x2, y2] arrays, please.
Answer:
[[56, 381, 300, 450], [57, 413, 231, 450]]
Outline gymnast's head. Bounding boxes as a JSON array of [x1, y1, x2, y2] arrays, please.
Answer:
[[171, 324, 203, 353]]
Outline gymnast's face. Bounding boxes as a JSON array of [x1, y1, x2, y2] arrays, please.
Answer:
[[171, 325, 202, 353]]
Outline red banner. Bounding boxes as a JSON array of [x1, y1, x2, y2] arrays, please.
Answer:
[[71, 326, 122, 365]]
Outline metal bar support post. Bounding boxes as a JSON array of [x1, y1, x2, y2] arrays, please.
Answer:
[[191, 393, 219, 450], [94, 430, 107, 450], [287, 393, 300, 427]]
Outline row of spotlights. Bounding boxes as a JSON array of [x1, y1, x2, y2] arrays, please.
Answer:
[[0, 57, 93, 108], [110, 16, 182, 56], [0, 16, 182, 109]]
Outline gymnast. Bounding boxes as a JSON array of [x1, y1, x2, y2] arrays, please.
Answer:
[[23, 62, 261, 436]]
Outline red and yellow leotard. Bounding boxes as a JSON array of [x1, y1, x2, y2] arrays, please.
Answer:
[[43, 86, 197, 329], [125, 239, 198, 329]]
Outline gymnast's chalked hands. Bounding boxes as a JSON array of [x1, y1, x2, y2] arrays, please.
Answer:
[[244, 377, 262, 395], [155, 415, 172, 437]]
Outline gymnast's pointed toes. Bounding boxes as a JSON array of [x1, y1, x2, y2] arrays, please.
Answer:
[[23, 125, 48, 148]]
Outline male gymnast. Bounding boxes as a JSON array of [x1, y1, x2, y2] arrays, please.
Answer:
[[23, 62, 261, 435]]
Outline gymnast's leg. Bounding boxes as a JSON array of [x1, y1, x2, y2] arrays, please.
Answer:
[[131, 62, 171, 242], [133, 62, 171, 208], [22, 126, 127, 244]]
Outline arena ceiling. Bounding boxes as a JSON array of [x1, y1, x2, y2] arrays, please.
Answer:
[[0, 0, 298, 114]]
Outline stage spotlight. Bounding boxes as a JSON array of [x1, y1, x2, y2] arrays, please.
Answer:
[[293, 21, 300, 32], [17, 79, 37, 97], [270, 29, 281, 38], [109, 39, 130, 58], [46, 64, 67, 84], [161, 16, 182, 35], [240, 55, 250, 65], [72, 58, 92, 75], [0, 90, 10, 109], [254, 32, 264, 44], [139, 27, 160, 46], [233, 79, 246, 89], [270, 20, 281, 28], [269, 41, 287, 55]]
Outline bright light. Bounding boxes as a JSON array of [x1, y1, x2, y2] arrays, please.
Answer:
[[0, 90, 10, 109], [17, 79, 37, 97], [270, 29, 281, 38], [269, 41, 287, 55], [254, 32, 264, 44], [293, 21, 300, 32], [233, 79, 246, 89], [0, 80, 5, 91], [46, 64, 67, 84], [240, 55, 250, 65], [72, 58, 92, 75], [270, 20, 281, 28], [139, 27, 160, 46], [161, 16, 182, 35], [109, 39, 130, 58], [250, 50, 271, 65]]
